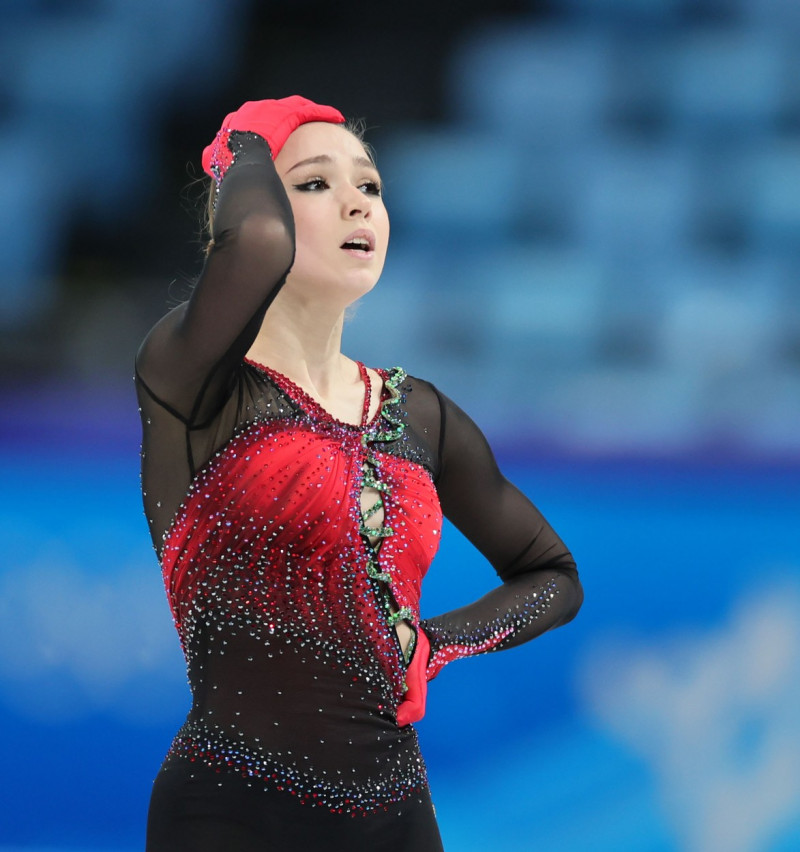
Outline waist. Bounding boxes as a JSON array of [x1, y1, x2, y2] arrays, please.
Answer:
[[167, 717, 428, 815]]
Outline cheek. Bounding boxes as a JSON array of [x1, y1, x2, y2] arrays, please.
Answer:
[[289, 205, 325, 248], [375, 203, 390, 238]]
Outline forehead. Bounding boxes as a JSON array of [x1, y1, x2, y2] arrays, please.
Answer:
[[275, 121, 371, 168]]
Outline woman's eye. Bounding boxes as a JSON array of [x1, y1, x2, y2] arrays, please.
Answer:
[[360, 181, 382, 197], [294, 178, 328, 192]]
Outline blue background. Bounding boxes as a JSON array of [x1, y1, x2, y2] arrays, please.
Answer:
[[1, 0, 799, 850], [1, 427, 797, 850]]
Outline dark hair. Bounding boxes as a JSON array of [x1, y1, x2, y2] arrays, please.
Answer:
[[201, 119, 373, 258]]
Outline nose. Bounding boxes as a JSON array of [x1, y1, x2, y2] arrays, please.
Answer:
[[342, 184, 371, 219]]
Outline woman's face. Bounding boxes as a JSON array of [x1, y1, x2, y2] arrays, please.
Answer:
[[274, 121, 390, 302]]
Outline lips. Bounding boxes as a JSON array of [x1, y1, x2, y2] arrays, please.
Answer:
[[340, 229, 376, 254]]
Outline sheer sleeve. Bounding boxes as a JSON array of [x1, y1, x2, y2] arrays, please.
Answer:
[[135, 131, 295, 426], [135, 131, 296, 547], [420, 389, 583, 680]]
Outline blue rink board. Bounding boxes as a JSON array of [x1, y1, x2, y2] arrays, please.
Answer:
[[0, 447, 797, 851]]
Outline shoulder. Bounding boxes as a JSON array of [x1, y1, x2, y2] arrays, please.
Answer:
[[374, 368, 482, 429], [375, 367, 444, 414], [376, 368, 479, 446], [375, 366, 438, 395]]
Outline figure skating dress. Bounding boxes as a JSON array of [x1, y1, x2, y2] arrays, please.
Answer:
[[136, 131, 581, 851]]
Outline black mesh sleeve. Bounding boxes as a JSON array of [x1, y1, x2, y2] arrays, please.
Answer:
[[135, 132, 296, 547], [135, 132, 295, 427], [420, 389, 582, 679]]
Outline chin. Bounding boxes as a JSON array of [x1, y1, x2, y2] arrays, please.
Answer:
[[342, 275, 380, 306], [336, 265, 383, 296], [291, 272, 380, 310]]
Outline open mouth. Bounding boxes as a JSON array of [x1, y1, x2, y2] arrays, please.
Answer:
[[341, 239, 371, 252], [340, 230, 375, 253]]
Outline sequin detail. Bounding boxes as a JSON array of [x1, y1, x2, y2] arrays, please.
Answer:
[[208, 128, 233, 185], [422, 578, 562, 679], [168, 721, 429, 816], [158, 362, 442, 814], [209, 130, 271, 188], [358, 368, 418, 667]]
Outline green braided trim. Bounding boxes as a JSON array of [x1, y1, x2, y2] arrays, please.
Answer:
[[387, 607, 413, 627], [363, 366, 406, 446], [358, 367, 407, 541], [359, 367, 417, 667]]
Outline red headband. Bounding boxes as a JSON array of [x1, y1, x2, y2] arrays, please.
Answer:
[[202, 95, 346, 181]]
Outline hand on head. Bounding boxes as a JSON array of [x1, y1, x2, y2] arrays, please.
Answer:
[[202, 96, 345, 182]]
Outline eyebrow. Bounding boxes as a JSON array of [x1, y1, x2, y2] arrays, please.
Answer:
[[287, 153, 376, 173]]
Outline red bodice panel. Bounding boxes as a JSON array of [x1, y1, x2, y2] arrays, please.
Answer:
[[154, 366, 444, 813], [162, 410, 443, 712]]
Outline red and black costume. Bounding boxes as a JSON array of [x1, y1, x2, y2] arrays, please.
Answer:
[[136, 111, 581, 851]]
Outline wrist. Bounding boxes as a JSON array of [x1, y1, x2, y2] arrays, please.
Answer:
[[205, 130, 272, 186]]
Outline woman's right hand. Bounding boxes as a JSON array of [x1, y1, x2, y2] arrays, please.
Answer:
[[201, 95, 345, 179]]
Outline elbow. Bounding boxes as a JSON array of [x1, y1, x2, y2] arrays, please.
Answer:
[[219, 213, 296, 275], [558, 570, 583, 626], [240, 213, 296, 272]]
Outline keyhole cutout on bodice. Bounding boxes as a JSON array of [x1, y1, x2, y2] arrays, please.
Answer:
[[359, 484, 414, 658]]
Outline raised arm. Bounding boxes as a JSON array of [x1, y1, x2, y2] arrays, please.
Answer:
[[135, 97, 346, 425], [135, 129, 295, 424], [421, 390, 583, 680]]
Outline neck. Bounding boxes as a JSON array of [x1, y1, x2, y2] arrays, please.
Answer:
[[246, 285, 352, 395]]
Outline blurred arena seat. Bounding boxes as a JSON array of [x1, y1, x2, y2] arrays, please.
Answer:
[[0, 0, 245, 327], [353, 6, 800, 453], [2, 0, 800, 454]]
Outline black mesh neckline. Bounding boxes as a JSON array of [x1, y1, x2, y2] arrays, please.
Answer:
[[244, 358, 386, 429]]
